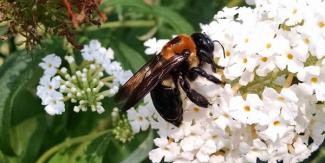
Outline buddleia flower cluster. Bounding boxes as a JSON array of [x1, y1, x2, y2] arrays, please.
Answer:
[[128, 0, 325, 162], [36, 40, 132, 115]]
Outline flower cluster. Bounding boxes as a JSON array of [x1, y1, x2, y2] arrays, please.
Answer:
[[37, 40, 132, 115], [129, 0, 325, 162]]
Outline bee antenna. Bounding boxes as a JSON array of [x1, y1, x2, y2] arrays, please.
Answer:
[[213, 40, 225, 58]]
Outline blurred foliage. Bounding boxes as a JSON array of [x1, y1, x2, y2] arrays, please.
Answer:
[[0, 0, 105, 50], [0, 0, 324, 163]]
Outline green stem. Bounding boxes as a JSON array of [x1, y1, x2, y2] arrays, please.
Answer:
[[101, 76, 114, 82], [227, 0, 243, 7], [84, 20, 156, 31], [36, 130, 110, 163], [241, 70, 287, 93], [284, 73, 294, 88]]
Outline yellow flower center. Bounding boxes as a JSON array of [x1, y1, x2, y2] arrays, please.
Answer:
[[310, 77, 318, 84], [266, 43, 272, 49], [318, 21, 325, 28], [225, 50, 231, 57], [193, 107, 200, 112], [292, 8, 297, 14], [242, 58, 248, 64], [244, 38, 249, 43], [273, 121, 281, 126], [287, 53, 294, 60], [244, 105, 251, 112], [277, 96, 285, 101], [303, 38, 310, 44], [260, 57, 268, 62]]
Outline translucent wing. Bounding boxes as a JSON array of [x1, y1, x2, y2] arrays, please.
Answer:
[[115, 54, 188, 111]]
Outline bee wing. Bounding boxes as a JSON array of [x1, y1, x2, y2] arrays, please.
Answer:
[[115, 54, 188, 111]]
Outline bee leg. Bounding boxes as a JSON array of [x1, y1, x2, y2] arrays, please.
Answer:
[[179, 74, 209, 108], [188, 67, 225, 85], [198, 49, 224, 72]]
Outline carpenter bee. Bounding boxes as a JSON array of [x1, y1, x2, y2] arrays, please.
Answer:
[[115, 33, 225, 127]]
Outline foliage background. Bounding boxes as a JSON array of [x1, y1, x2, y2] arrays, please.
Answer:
[[0, 0, 324, 162]]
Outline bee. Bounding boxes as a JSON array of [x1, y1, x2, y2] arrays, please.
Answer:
[[115, 33, 225, 127]]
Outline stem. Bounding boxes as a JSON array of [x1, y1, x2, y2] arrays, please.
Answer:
[[36, 130, 110, 163], [84, 20, 156, 31], [101, 76, 114, 82], [243, 70, 287, 93], [284, 73, 294, 88]]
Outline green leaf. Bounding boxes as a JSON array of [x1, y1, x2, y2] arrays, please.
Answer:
[[0, 54, 32, 156], [103, 130, 153, 163], [153, 6, 194, 34], [120, 130, 153, 163], [105, 0, 194, 34], [48, 152, 70, 163], [311, 146, 325, 163], [115, 42, 146, 71], [0, 116, 47, 163], [76, 133, 112, 163], [18, 116, 46, 163]]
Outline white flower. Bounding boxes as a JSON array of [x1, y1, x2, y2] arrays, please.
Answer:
[[180, 135, 204, 152], [229, 94, 268, 125], [81, 40, 102, 61], [275, 47, 306, 73], [127, 107, 151, 133], [262, 87, 299, 122], [39, 54, 61, 77], [245, 0, 256, 6], [103, 61, 123, 75], [94, 47, 115, 65], [149, 138, 180, 163], [43, 92, 65, 115], [196, 139, 217, 162], [113, 70, 133, 85], [144, 38, 169, 55], [37, 76, 61, 104], [37, 40, 131, 116], [224, 53, 257, 85], [259, 113, 294, 142], [256, 54, 276, 77], [297, 66, 325, 101]]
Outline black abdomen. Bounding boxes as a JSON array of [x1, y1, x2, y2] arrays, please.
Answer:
[[150, 83, 183, 126]]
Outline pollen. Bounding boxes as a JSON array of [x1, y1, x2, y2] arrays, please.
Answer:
[[310, 77, 319, 84], [244, 38, 249, 43], [138, 116, 144, 121], [225, 50, 231, 57], [318, 21, 325, 28], [244, 105, 251, 112], [277, 96, 285, 101], [193, 107, 200, 112], [287, 53, 294, 60], [243, 58, 248, 64], [223, 113, 230, 118], [260, 57, 268, 62], [292, 8, 297, 14], [266, 43, 272, 49], [273, 121, 281, 126], [303, 38, 310, 44]]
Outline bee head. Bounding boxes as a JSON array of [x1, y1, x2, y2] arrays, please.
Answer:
[[191, 33, 214, 55]]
